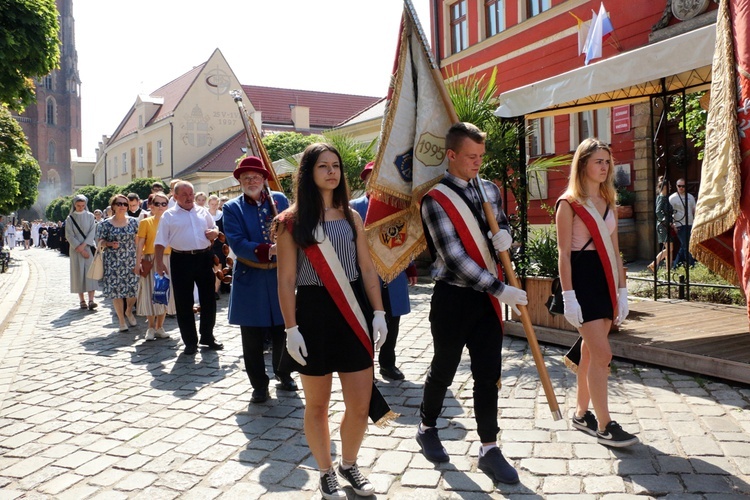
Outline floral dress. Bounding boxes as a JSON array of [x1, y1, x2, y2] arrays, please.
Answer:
[[96, 217, 139, 298]]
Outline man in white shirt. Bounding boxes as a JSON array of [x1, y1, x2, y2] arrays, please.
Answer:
[[669, 178, 697, 268], [155, 181, 223, 355]]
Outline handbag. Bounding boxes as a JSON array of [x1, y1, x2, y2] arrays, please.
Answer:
[[86, 242, 104, 280], [152, 273, 170, 305], [138, 257, 153, 278]]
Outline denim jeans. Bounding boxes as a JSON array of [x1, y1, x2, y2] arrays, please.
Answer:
[[673, 225, 695, 268]]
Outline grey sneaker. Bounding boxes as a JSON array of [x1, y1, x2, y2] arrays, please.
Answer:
[[597, 421, 639, 447], [572, 410, 598, 436], [337, 463, 374, 496]]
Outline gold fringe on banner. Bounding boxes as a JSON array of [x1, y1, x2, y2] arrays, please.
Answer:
[[374, 410, 401, 428]]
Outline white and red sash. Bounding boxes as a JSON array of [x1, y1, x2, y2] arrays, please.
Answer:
[[564, 197, 620, 315], [425, 183, 504, 322], [302, 225, 373, 358]]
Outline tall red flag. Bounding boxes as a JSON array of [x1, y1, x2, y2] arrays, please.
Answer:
[[691, 0, 750, 327], [364, 0, 457, 281]]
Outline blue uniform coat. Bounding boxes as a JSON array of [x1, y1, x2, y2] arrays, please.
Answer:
[[350, 195, 411, 317], [223, 191, 289, 326]]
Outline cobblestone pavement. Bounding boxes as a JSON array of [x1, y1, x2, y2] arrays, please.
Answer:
[[1, 247, 750, 499]]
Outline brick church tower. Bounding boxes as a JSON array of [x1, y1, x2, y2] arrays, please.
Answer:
[[13, 0, 81, 206]]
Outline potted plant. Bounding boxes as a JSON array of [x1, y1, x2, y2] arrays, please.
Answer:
[[513, 227, 576, 332], [616, 186, 635, 219]]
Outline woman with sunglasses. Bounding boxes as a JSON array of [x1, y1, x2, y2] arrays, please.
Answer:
[[134, 193, 175, 340], [97, 194, 140, 332]]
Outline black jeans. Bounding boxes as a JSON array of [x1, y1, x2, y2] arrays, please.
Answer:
[[240, 325, 289, 390], [170, 252, 216, 348], [420, 281, 503, 443], [379, 285, 401, 368]]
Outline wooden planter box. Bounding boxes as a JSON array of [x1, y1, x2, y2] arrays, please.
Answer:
[[511, 276, 577, 332]]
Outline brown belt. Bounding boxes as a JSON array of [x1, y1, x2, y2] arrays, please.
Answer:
[[172, 247, 210, 255], [237, 256, 277, 269]]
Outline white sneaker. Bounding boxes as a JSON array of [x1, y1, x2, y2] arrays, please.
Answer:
[[154, 327, 170, 339], [145, 328, 156, 341]]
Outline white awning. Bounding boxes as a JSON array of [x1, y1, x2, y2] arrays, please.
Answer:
[[494, 24, 716, 118]]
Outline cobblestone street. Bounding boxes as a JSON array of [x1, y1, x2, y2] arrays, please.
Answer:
[[0, 247, 749, 498]]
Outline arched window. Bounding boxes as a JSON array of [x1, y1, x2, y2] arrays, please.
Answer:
[[47, 169, 60, 188], [44, 75, 53, 90], [46, 97, 56, 125], [48, 141, 56, 163]]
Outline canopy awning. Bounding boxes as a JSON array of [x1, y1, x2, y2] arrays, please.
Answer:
[[494, 24, 716, 119]]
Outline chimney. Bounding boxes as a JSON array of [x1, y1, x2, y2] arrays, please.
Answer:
[[290, 105, 310, 131]]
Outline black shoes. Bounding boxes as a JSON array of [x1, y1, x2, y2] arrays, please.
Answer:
[[275, 375, 299, 391], [379, 365, 405, 380], [416, 426, 449, 463], [478, 447, 519, 484], [250, 388, 269, 403], [597, 421, 639, 447], [320, 468, 346, 499], [572, 410, 598, 436], [337, 463, 374, 496], [184, 345, 198, 355], [199, 340, 224, 350]]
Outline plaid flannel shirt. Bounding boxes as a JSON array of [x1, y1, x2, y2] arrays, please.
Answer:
[[421, 172, 511, 295]]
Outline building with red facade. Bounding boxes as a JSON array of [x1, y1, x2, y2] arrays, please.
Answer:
[[427, 0, 717, 260]]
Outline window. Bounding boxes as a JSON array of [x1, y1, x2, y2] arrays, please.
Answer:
[[113, 156, 118, 177], [450, 1, 468, 54], [138, 147, 144, 170], [46, 97, 55, 125], [44, 75, 52, 90], [47, 141, 56, 163], [138, 115, 143, 128], [156, 140, 163, 164], [122, 153, 127, 175], [528, 117, 554, 157], [485, 0, 505, 37], [570, 108, 611, 148], [527, 0, 551, 18]]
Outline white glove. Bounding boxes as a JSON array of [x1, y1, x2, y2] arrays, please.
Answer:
[[614, 288, 629, 326], [490, 229, 512, 253], [285, 326, 308, 366], [562, 290, 583, 328], [494, 285, 528, 316], [372, 310, 388, 350]]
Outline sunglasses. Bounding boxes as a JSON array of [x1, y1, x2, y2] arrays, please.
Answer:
[[113, 202, 128, 207], [677, 185, 685, 188], [151, 202, 168, 207]]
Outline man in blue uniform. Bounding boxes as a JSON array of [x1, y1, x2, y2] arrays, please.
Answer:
[[350, 162, 416, 381], [223, 156, 298, 403]]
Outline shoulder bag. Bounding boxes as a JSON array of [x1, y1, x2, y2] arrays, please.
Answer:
[[68, 215, 97, 256], [86, 241, 105, 280]]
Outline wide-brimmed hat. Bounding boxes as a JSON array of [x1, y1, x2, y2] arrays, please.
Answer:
[[360, 161, 375, 181], [233, 156, 268, 180]]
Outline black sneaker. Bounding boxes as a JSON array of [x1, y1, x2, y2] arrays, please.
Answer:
[[337, 463, 374, 496], [597, 421, 639, 447], [478, 447, 519, 484], [320, 468, 346, 499], [572, 411, 598, 436], [416, 426, 449, 463]]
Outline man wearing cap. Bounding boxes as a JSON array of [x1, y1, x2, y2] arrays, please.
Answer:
[[154, 181, 223, 355], [350, 161, 416, 381], [222, 156, 297, 403]]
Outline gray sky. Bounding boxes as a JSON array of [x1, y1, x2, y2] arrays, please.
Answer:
[[73, 0, 432, 157]]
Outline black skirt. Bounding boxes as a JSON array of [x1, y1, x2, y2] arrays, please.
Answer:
[[278, 280, 374, 376], [571, 250, 614, 322]]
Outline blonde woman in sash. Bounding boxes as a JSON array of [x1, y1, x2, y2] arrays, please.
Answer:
[[556, 138, 637, 447], [276, 143, 387, 499], [134, 193, 174, 341]]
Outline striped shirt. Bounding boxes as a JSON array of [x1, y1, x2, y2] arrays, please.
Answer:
[[297, 219, 359, 286], [421, 172, 510, 295]]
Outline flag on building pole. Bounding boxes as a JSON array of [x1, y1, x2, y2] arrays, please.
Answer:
[[690, 0, 750, 328], [583, 3, 614, 65], [364, 0, 458, 281], [569, 11, 590, 55]]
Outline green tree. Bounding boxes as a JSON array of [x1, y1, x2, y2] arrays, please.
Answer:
[[0, 104, 41, 212], [45, 194, 72, 222], [0, 0, 61, 111], [667, 91, 707, 160], [262, 132, 322, 162], [92, 185, 122, 212], [123, 177, 165, 201], [321, 131, 376, 194], [75, 185, 102, 204]]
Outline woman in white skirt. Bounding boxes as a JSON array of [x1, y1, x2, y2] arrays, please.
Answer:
[[134, 192, 175, 341]]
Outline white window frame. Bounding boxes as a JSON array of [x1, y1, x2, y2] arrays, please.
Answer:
[[122, 153, 127, 175], [138, 147, 144, 171], [569, 108, 612, 149], [528, 116, 554, 157], [156, 140, 163, 165], [113, 156, 118, 177]]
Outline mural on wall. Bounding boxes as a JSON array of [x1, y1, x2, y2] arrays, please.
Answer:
[[204, 66, 232, 97], [181, 105, 214, 148]]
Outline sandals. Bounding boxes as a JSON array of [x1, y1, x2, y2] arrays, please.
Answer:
[[88, 301, 98, 311], [647, 263, 655, 272], [80, 300, 88, 309]]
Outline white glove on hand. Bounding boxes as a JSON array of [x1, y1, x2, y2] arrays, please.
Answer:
[[285, 326, 308, 366], [562, 290, 584, 328], [372, 310, 388, 350], [494, 285, 528, 316], [490, 229, 513, 253], [614, 287, 629, 326]]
